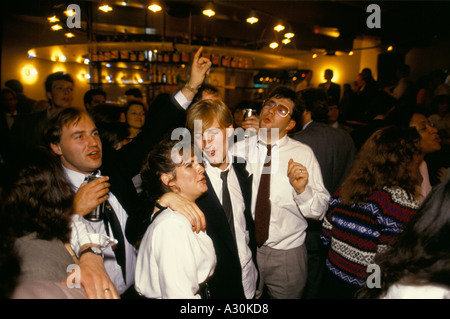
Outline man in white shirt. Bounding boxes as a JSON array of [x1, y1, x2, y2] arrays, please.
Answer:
[[45, 107, 137, 297], [234, 86, 329, 299], [182, 99, 258, 299]]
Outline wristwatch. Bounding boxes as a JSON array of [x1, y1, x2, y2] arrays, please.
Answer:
[[79, 246, 104, 259]]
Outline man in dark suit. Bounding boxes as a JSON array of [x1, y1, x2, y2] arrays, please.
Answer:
[[181, 99, 258, 299], [292, 88, 356, 298], [8, 72, 75, 164], [318, 69, 341, 107]]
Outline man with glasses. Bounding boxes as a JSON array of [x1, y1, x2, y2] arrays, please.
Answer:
[[234, 86, 329, 299], [9, 72, 75, 163]]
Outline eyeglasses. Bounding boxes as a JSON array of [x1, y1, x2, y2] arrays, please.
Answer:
[[263, 100, 292, 118]]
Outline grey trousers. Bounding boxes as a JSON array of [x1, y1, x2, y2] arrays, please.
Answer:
[[255, 244, 308, 299]]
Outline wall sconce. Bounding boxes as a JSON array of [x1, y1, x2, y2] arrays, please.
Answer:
[[203, 2, 215, 18], [246, 10, 258, 24]]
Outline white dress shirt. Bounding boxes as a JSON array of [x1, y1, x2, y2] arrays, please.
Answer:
[[135, 208, 216, 299], [234, 133, 330, 250], [204, 160, 258, 299], [64, 167, 137, 295]]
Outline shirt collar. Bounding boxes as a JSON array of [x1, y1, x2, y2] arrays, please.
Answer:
[[302, 120, 313, 130], [63, 165, 101, 189], [257, 131, 289, 149]]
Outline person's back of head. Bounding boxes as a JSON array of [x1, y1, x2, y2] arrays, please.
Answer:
[[2, 146, 74, 242], [193, 84, 220, 103], [4, 79, 23, 94], [341, 125, 421, 204], [299, 88, 329, 124], [90, 103, 126, 128], [125, 88, 143, 99], [83, 89, 106, 107]]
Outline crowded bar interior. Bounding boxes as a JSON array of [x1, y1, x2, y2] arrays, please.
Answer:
[[2, 1, 449, 108], [1, 0, 450, 302]]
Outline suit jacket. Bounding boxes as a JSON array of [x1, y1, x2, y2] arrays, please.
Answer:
[[319, 82, 341, 106], [120, 94, 189, 246], [293, 121, 355, 196], [196, 158, 256, 299]]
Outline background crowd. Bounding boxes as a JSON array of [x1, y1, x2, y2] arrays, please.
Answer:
[[0, 48, 449, 299]]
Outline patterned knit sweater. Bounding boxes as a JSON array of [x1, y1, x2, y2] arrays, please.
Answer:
[[321, 186, 420, 287]]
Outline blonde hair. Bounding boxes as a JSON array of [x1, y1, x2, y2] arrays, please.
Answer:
[[186, 99, 233, 133]]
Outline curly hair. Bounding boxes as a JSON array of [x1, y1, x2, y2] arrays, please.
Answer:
[[357, 178, 450, 298], [340, 125, 421, 204], [2, 147, 74, 242]]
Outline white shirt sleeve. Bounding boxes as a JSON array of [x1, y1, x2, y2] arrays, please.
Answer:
[[70, 214, 118, 256], [293, 155, 330, 220], [173, 90, 192, 110]]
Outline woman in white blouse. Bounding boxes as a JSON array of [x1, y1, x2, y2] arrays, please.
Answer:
[[135, 138, 216, 299]]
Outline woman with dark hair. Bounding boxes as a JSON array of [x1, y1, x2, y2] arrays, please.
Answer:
[[320, 126, 423, 298], [123, 100, 146, 145], [357, 178, 450, 299], [135, 137, 216, 299], [1, 146, 86, 298]]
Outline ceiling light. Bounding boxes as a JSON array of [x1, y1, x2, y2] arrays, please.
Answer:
[[282, 38, 291, 45], [148, 1, 162, 13], [65, 32, 75, 38], [312, 53, 318, 59], [387, 45, 393, 51], [99, 3, 113, 13], [284, 32, 295, 39], [64, 9, 76, 17], [51, 24, 63, 31], [274, 20, 285, 32], [203, 2, 215, 18], [47, 16, 60, 23], [269, 42, 279, 49], [348, 51, 354, 56], [246, 10, 258, 24]]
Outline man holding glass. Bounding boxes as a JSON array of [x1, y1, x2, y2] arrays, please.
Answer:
[[235, 86, 329, 299]]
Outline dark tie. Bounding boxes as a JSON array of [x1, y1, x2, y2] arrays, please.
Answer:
[[84, 173, 127, 283], [220, 170, 237, 243], [254, 144, 272, 247]]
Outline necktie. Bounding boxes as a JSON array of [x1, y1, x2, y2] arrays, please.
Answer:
[[220, 170, 237, 244], [254, 144, 272, 247], [84, 173, 127, 283], [103, 201, 127, 283]]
